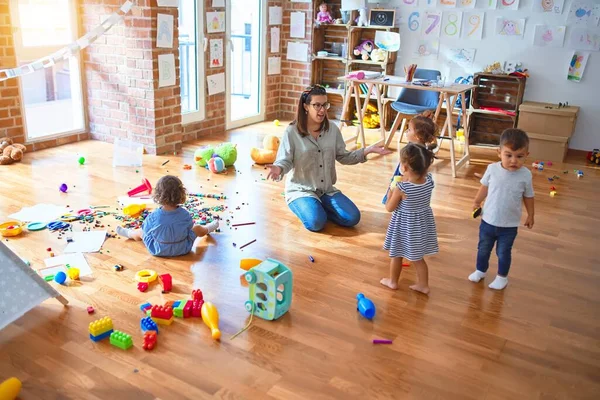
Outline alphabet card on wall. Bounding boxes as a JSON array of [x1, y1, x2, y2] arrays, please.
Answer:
[[442, 11, 463, 38], [496, 17, 525, 39], [568, 27, 600, 51], [210, 39, 223, 68], [156, 14, 174, 49], [439, 0, 457, 9], [533, 25, 566, 47], [158, 53, 176, 88], [422, 11, 442, 38], [207, 73, 225, 95], [567, 51, 589, 82], [414, 39, 439, 57], [567, 1, 600, 27], [532, 0, 565, 14], [458, 0, 476, 9], [462, 12, 484, 40], [498, 0, 520, 11]]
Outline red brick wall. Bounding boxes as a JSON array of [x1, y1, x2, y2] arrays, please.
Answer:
[[0, 0, 24, 143]]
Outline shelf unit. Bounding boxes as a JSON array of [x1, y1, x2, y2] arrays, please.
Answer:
[[310, 1, 398, 121], [468, 73, 527, 146]]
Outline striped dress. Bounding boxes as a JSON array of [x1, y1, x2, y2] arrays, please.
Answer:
[[383, 173, 439, 261]]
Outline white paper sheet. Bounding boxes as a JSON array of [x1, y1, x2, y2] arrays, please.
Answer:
[[441, 11, 463, 38], [210, 39, 224, 68], [375, 31, 400, 52], [158, 53, 176, 87], [290, 12, 306, 39], [568, 51, 590, 82], [157, 14, 174, 48], [157, 0, 178, 6], [286, 42, 308, 62], [212, 0, 225, 7], [533, 25, 566, 47], [269, 6, 283, 25], [9, 204, 70, 223], [446, 48, 476, 68], [206, 12, 226, 33], [458, 0, 476, 9], [42, 253, 93, 277], [461, 11, 484, 40], [64, 231, 107, 254], [495, 17, 525, 39], [271, 27, 280, 53], [207, 73, 226, 95], [421, 11, 442, 38], [532, 0, 564, 13], [567, 1, 600, 27], [567, 27, 600, 51], [268, 57, 281, 75], [498, 0, 520, 11]]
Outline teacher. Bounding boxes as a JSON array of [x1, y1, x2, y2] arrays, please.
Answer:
[[266, 85, 391, 232]]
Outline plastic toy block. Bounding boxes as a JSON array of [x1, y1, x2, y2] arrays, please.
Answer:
[[146, 309, 152, 317], [90, 330, 113, 342], [158, 274, 172, 291], [183, 300, 192, 318], [164, 300, 175, 308], [87, 306, 95, 314], [140, 316, 159, 334], [140, 302, 152, 313], [192, 289, 203, 302], [173, 300, 181, 309], [192, 299, 204, 317], [152, 316, 174, 326], [89, 317, 114, 337], [137, 282, 149, 292], [67, 267, 80, 280], [174, 300, 187, 318], [151, 305, 173, 320], [142, 331, 157, 351], [110, 331, 133, 350]]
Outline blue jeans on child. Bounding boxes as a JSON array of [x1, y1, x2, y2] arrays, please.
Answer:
[[476, 220, 518, 277], [288, 192, 361, 232]]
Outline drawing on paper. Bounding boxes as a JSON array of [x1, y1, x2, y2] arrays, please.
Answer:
[[567, 51, 589, 82], [157, 14, 174, 48], [414, 40, 439, 57], [447, 48, 476, 68], [533, 0, 565, 13], [568, 28, 600, 51], [210, 39, 223, 67], [567, 1, 600, 27], [206, 12, 225, 33], [533, 25, 565, 47], [496, 18, 525, 38]]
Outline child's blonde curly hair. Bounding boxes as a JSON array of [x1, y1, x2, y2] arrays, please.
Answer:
[[153, 175, 187, 207]]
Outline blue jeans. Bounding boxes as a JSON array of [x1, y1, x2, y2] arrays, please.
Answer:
[[476, 220, 518, 277], [289, 192, 361, 232]]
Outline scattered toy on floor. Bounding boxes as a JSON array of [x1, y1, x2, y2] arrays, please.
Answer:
[[357, 293, 376, 320]]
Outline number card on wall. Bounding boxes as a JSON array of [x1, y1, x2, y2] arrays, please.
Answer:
[[422, 11, 442, 38], [401, 0, 418, 7], [485, 0, 498, 9], [408, 11, 421, 33], [442, 11, 463, 38], [458, 0, 476, 9], [423, 0, 438, 7], [461, 11, 484, 40], [439, 0, 457, 8], [499, 0, 519, 11]]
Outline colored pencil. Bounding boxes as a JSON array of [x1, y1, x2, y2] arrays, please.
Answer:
[[239, 239, 256, 250], [372, 339, 393, 344], [231, 222, 256, 227]]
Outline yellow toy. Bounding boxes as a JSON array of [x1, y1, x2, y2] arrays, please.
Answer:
[[201, 301, 221, 340], [0, 377, 21, 400], [353, 103, 380, 129], [67, 267, 80, 280], [250, 135, 280, 165], [135, 269, 157, 283], [123, 203, 146, 217]]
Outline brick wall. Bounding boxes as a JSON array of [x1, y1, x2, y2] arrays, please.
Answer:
[[279, 0, 313, 121], [0, 0, 24, 144]]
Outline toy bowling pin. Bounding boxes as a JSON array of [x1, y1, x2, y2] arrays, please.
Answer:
[[0, 377, 21, 400], [357, 293, 376, 320], [201, 301, 221, 340]]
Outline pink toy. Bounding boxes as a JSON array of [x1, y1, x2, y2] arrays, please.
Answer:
[[128, 178, 152, 197], [316, 3, 333, 24], [346, 71, 365, 80]]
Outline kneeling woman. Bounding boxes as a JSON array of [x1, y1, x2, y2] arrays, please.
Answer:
[[266, 85, 390, 232]]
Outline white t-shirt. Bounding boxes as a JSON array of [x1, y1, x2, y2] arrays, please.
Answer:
[[481, 162, 534, 228]]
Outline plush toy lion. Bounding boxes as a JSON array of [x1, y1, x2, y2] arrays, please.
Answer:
[[0, 137, 26, 165], [251, 135, 280, 165]]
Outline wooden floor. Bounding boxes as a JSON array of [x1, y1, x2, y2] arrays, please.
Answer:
[[0, 122, 599, 400]]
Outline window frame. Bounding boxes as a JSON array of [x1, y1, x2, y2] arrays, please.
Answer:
[[180, 0, 206, 125]]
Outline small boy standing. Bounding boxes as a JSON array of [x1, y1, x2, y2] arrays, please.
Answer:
[[468, 129, 535, 290]]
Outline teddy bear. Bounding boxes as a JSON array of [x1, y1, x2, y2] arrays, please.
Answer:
[[370, 48, 386, 62], [250, 135, 280, 165], [0, 137, 26, 165], [194, 142, 237, 168], [354, 40, 374, 61]]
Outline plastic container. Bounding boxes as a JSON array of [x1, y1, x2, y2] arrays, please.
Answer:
[[113, 139, 144, 167]]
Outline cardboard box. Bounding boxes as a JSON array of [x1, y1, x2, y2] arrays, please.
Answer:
[[518, 102, 579, 138], [527, 132, 569, 162]]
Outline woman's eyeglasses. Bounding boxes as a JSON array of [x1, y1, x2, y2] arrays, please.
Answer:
[[310, 102, 331, 110]]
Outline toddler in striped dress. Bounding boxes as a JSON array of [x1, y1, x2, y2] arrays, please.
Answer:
[[381, 143, 439, 294]]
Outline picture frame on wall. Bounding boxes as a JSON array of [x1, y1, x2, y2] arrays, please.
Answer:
[[368, 9, 395, 27]]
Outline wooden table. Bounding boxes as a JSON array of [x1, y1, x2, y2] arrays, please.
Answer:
[[339, 76, 477, 177]]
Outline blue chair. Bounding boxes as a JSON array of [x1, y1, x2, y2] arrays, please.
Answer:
[[384, 69, 441, 148]]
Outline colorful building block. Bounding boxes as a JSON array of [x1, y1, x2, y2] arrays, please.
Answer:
[[89, 330, 113, 342], [140, 302, 153, 313], [172, 301, 181, 308], [140, 316, 159, 334], [137, 282, 149, 292], [89, 317, 113, 337], [183, 300, 192, 318], [164, 301, 175, 308], [158, 274, 172, 291], [192, 299, 203, 318], [142, 331, 157, 351], [151, 305, 173, 320], [174, 300, 186, 318], [110, 331, 133, 350], [87, 306, 95, 314], [152, 316, 174, 326], [192, 289, 203, 302]]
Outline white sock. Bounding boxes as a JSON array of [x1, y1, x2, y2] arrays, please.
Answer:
[[468, 270, 486, 283], [204, 220, 219, 233], [489, 275, 508, 290], [116, 226, 132, 239]]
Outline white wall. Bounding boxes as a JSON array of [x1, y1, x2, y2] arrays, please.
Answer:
[[387, 0, 599, 150]]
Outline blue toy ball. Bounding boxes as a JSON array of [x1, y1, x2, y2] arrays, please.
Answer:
[[54, 271, 67, 285]]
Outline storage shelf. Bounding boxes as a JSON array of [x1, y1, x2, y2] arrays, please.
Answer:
[[326, 88, 345, 96], [348, 59, 389, 66], [313, 55, 346, 62]]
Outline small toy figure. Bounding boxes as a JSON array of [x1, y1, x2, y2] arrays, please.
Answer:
[[356, 8, 368, 27], [354, 39, 374, 61], [316, 2, 333, 25]]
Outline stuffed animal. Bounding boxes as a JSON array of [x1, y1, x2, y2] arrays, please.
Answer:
[[0, 137, 26, 165], [356, 8, 368, 27], [251, 135, 280, 165], [194, 142, 237, 168], [194, 146, 215, 167], [370, 48, 386, 62], [207, 154, 226, 173], [354, 40, 374, 61]]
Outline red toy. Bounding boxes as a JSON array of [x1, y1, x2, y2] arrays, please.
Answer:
[[158, 273, 172, 292], [151, 305, 173, 320], [142, 331, 157, 351], [192, 299, 203, 317], [137, 282, 149, 292], [192, 289, 203, 302], [128, 178, 153, 197], [183, 300, 193, 318], [87, 306, 95, 314]]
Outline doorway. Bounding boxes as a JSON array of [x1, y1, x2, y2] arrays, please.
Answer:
[[226, 0, 266, 129]]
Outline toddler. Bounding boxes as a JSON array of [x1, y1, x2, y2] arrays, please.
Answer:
[[116, 175, 219, 257], [469, 129, 535, 290], [381, 143, 438, 294]]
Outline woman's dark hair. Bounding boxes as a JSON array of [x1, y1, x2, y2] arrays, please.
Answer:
[[400, 143, 435, 177], [292, 85, 329, 136], [409, 111, 438, 151], [153, 175, 187, 207]]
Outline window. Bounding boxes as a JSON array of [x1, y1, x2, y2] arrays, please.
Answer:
[[179, 0, 205, 123], [10, 0, 84, 141]]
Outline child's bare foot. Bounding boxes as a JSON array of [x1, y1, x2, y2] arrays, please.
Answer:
[[409, 284, 430, 295], [380, 278, 398, 290]]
